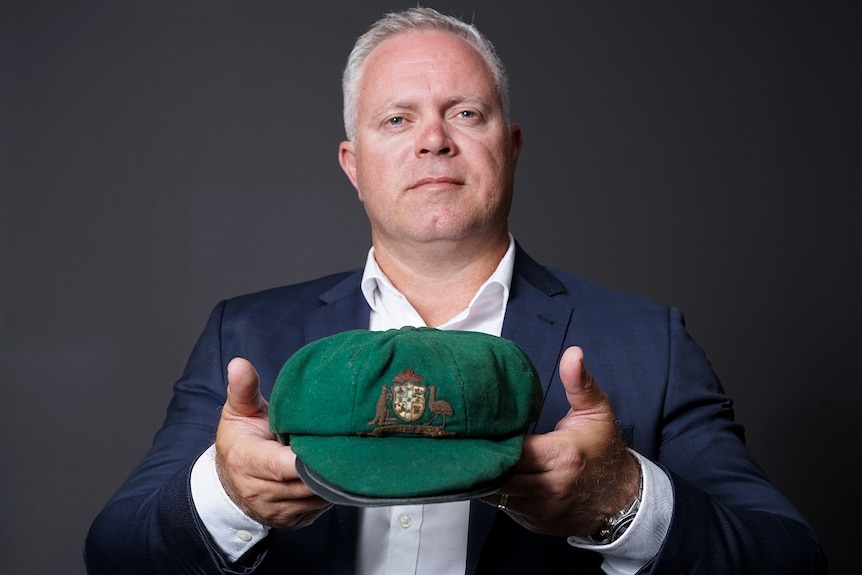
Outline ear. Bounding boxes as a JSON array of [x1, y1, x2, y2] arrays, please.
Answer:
[[338, 140, 362, 200], [510, 123, 523, 165]]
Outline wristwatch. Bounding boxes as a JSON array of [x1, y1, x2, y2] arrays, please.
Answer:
[[586, 465, 643, 545]]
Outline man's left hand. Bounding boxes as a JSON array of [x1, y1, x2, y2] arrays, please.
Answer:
[[482, 346, 640, 537]]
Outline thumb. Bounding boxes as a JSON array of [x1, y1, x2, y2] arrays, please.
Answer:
[[558, 346, 606, 414], [225, 357, 267, 417]]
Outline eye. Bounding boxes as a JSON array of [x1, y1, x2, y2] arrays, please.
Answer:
[[386, 116, 405, 126], [453, 109, 483, 125]]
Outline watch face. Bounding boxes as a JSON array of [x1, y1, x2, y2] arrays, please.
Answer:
[[591, 498, 639, 544], [609, 514, 636, 542], [592, 473, 642, 544]]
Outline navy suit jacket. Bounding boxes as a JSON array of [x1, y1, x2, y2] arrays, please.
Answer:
[[85, 246, 826, 574]]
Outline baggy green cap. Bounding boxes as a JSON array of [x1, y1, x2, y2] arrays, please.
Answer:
[[269, 327, 543, 506]]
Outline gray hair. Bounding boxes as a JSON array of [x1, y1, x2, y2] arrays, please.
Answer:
[[342, 6, 511, 141]]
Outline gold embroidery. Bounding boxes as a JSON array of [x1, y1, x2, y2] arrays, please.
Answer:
[[363, 369, 456, 438]]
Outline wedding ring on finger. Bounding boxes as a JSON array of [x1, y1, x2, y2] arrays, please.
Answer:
[[497, 493, 509, 511]]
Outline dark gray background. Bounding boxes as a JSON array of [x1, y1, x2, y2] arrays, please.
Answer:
[[2, 1, 859, 573]]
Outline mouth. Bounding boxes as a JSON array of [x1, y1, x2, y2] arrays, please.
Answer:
[[408, 176, 464, 191]]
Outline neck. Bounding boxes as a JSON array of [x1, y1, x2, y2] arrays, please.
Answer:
[[372, 232, 509, 327]]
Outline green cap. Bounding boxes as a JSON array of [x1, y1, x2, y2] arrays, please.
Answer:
[[269, 327, 543, 506]]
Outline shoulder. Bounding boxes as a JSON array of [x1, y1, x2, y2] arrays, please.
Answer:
[[198, 269, 364, 388], [547, 268, 677, 347], [548, 266, 668, 312], [514, 246, 670, 318], [219, 269, 362, 316]]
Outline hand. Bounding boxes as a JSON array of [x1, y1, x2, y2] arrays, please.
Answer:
[[482, 346, 640, 537], [215, 357, 332, 529]]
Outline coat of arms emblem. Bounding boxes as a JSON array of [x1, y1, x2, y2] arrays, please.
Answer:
[[391, 371, 426, 422], [365, 368, 455, 438]]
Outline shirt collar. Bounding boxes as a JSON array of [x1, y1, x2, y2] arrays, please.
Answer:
[[360, 235, 516, 329]]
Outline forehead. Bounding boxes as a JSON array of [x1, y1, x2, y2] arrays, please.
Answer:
[[359, 30, 496, 99]]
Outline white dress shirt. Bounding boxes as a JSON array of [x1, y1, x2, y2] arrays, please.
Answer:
[[190, 236, 672, 573]]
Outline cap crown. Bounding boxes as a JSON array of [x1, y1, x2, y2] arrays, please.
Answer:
[[269, 327, 544, 503]]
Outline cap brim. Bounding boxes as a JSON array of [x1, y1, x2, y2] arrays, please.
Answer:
[[289, 434, 523, 507]]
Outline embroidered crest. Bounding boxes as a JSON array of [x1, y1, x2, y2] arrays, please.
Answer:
[[392, 368, 426, 422], [364, 368, 455, 438]]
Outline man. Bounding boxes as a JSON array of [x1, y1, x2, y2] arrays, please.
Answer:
[[85, 7, 826, 574]]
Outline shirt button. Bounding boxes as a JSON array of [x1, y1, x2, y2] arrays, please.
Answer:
[[236, 529, 253, 542], [398, 514, 413, 529]]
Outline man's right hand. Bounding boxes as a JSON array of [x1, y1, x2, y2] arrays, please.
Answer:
[[215, 357, 332, 529]]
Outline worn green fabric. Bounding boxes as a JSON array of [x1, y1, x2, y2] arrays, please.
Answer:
[[270, 327, 543, 501]]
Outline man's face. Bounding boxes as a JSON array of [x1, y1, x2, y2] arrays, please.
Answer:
[[339, 30, 522, 250]]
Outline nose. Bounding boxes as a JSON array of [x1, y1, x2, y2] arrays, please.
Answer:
[[415, 118, 456, 157]]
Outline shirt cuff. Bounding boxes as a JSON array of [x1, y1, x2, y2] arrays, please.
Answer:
[[567, 450, 673, 574], [190, 444, 270, 563]]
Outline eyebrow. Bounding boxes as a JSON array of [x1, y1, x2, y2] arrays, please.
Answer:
[[370, 95, 491, 118]]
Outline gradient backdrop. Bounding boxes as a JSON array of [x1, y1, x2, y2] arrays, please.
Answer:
[[2, 1, 859, 573]]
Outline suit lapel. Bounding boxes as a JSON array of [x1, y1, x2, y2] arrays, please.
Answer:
[[467, 500, 498, 574], [301, 271, 368, 567], [303, 270, 369, 343], [468, 246, 574, 573], [502, 246, 574, 430]]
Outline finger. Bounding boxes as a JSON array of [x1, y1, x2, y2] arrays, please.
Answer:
[[226, 357, 266, 416], [219, 459, 333, 528], [282, 504, 335, 531], [558, 346, 605, 413], [238, 460, 318, 498], [228, 435, 300, 481], [511, 433, 554, 474]]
